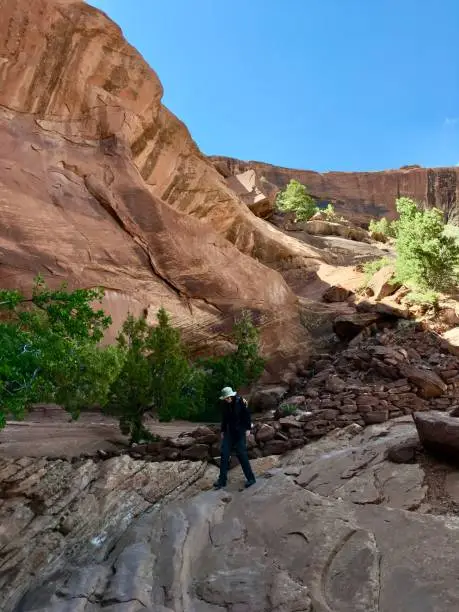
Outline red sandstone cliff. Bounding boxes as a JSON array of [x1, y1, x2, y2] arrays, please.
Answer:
[[210, 157, 459, 226], [0, 0, 326, 369]]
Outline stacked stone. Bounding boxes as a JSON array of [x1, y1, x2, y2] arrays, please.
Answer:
[[86, 325, 459, 464]]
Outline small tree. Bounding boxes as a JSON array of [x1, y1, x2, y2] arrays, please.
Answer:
[[0, 278, 121, 428], [323, 203, 337, 221], [148, 307, 196, 422], [196, 311, 265, 421], [276, 179, 318, 221], [107, 308, 197, 439], [105, 315, 155, 442], [394, 197, 459, 292]]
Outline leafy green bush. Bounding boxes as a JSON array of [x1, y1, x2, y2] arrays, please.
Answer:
[[276, 179, 318, 221], [0, 279, 266, 436], [323, 203, 337, 221], [394, 197, 459, 292], [106, 308, 264, 435], [404, 290, 440, 310], [106, 308, 199, 438], [369, 217, 396, 239], [444, 224, 459, 246], [277, 402, 297, 417], [194, 311, 265, 421], [0, 278, 122, 429]]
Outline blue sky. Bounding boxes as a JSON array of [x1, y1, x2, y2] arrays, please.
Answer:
[[88, 0, 459, 172]]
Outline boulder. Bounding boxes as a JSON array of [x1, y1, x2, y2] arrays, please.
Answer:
[[361, 410, 389, 425], [387, 438, 421, 463], [262, 439, 291, 455], [442, 327, 459, 357], [325, 375, 347, 393], [182, 444, 210, 460], [367, 265, 400, 300], [413, 411, 459, 460], [304, 219, 370, 242], [400, 364, 447, 398], [333, 313, 381, 341], [255, 424, 276, 443], [322, 285, 353, 303], [249, 386, 288, 413]]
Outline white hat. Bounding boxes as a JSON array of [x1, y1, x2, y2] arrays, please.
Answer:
[[219, 386, 237, 400]]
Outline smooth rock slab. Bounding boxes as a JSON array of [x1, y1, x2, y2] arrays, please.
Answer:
[[413, 411, 459, 461]]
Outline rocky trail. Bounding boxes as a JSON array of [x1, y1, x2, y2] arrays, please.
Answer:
[[1, 321, 459, 611], [4, 417, 459, 611]]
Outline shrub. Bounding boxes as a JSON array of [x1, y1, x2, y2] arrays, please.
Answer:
[[323, 203, 337, 221], [369, 217, 396, 239], [444, 224, 459, 246], [106, 308, 198, 439], [148, 307, 200, 422], [105, 315, 156, 442], [277, 402, 297, 417], [276, 179, 318, 221], [394, 197, 459, 292], [195, 311, 265, 421], [404, 290, 440, 310], [0, 278, 121, 428]]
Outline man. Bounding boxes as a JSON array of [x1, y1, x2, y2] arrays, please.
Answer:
[[214, 386, 256, 490]]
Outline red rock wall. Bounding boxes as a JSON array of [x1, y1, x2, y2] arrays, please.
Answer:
[[0, 0, 323, 370], [210, 157, 459, 226]]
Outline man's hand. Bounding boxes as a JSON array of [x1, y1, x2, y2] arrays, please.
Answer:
[[221, 432, 224, 440]]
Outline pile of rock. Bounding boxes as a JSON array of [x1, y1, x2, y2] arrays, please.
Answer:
[[76, 324, 459, 466]]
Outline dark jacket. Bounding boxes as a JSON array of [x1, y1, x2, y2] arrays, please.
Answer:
[[221, 395, 252, 437]]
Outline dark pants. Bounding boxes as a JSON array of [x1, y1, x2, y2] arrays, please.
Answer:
[[218, 431, 255, 486]]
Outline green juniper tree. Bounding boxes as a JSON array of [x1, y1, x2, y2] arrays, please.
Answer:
[[276, 179, 318, 221], [394, 197, 459, 292]]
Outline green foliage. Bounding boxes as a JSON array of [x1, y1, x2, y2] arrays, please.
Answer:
[[105, 315, 156, 442], [107, 308, 197, 437], [0, 279, 266, 436], [404, 289, 440, 310], [394, 197, 459, 292], [0, 278, 121, 428], [323, 203, 337, 221], [444, 224, 459, 246], [369, 217, 396, 239], [194, 311, 265, 421], [276, 179, 318, 221], [278, 402, 297, 416], [148, 308, 199, 422], [362, 257, 392, 284]]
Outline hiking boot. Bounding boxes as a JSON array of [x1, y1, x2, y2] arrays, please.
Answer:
[[213, 481, 226, 490], [244, 479, 256, 489]]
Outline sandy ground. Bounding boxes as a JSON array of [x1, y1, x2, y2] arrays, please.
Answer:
[[0, 407, 198, 459]]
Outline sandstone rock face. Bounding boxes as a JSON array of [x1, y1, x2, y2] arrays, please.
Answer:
[[0, 454, 210, 611], [11, 418, 459, 612], [0, 0, 326, 366], [211, 156, 459, 226], [302, 219, 370, 242]]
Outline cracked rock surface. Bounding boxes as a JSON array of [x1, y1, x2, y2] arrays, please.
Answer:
[[5, 418, 459, 611]]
